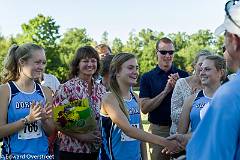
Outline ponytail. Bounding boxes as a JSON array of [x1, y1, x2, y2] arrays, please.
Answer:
[[1, 43, 43, 84]]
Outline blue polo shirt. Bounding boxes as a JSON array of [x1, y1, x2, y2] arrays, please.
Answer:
[[139, 65, 189, 126]]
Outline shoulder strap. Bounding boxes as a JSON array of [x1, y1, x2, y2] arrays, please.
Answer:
[[35, 82, 45, 99], [130, 89, 138, 103], [8, 81, 20, 100], [195, 90, 204, 101]]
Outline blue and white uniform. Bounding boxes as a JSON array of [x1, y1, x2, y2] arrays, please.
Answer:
[[190, 90, 212, 132], [99, 93, 141, 160], [1, 81, 49, 159]]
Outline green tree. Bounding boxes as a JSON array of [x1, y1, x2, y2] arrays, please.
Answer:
[[58, 28, 93, 80], [16, 14, 62, 78], [214, 35, 224, 56], [112, 38, 124, 54], [59, 28, 93, 64], [189, 29, 214, 46], [137, 29, 160, 74], [0, 35, 11, 75], [100, 31, 109, 45], [168, 32, 189, 51]]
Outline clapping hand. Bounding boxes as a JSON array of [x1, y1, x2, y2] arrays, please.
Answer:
[[164, 73, 180, 94], [26, 101, 42, 123], [41, 102, 52, 123], [168, 73, 180, 87]]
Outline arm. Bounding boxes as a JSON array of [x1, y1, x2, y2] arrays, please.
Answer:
[[140, 78, 176, 114], [0, 85, 43, 138], [170, 79, 184, 134], [177, 94, 195, 134], [0, 85, 26, 138], [41, 86, 55, 136], [102, 94, 180, 150], [162, 132, 192, 154]]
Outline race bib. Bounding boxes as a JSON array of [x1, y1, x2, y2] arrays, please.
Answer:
[[121, 123, 139, 141], [18, 121, 42, 140]]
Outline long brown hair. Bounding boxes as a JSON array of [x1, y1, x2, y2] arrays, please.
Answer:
[[1, 43, 43, 84], [109, 53, 136, 118]]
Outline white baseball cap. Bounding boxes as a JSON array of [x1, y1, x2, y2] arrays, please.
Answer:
[[215, 2, 240, 37]]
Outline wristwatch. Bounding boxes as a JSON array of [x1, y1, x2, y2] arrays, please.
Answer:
[[22, 116, 29, 125]]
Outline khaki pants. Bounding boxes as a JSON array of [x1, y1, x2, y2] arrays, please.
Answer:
[[148, 123, 170, 160]]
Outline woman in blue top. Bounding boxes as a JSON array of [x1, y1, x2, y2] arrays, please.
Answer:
[[178, 55, 226, 134], [162, 55, 226, 154], [0, 43, 55, 159], [99, 53, 182, 160]]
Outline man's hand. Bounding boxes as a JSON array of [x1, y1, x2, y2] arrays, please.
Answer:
[[162, 134, 189, 154], [162, 138, 184, 155], [164, 73, 180, 94]]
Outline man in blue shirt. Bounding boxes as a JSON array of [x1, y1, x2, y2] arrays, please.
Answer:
[[139, 37, 188, 160], [187, 1, 240, 159]]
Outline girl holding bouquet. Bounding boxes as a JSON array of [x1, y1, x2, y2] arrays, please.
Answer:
[[53, 46, 106, 160], [99, 53, 182, 160], [0, 43, 55, 158]]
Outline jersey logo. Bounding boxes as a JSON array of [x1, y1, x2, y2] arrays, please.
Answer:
[[15, 101, 33, 109]]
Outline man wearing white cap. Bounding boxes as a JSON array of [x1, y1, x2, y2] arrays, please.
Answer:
[[186, 0, 240, 159]]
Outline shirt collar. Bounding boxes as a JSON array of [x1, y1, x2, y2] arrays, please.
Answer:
[[155, 65, 176, 74]]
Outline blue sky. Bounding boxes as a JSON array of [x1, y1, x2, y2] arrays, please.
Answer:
[[0, 0, 226, 43]]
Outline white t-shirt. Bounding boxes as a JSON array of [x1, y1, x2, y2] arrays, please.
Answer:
[[41, 73, 60, 93]]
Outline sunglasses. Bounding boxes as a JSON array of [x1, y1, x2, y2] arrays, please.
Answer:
[[156, 49, 174, 55], [225, 0, 240, 29]]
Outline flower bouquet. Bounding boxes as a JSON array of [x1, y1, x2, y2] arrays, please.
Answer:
[[53, 98, 97, 133]]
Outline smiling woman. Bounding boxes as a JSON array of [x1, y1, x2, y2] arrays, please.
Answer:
[[0, 43, 55, 158], [98, 53, 181, 160], [53, 46, 106, 160]]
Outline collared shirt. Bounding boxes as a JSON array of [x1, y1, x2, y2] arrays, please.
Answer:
[[139, 65, 189, 126], [187, 70, 240, 160], [53, 77, 106, 154]]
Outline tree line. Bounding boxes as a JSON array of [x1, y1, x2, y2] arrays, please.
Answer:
[[0, 14, 224, 82]]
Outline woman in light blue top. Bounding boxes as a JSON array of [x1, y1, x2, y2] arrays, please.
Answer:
[[178, 55, 226, 134], [0, 43, 55, 159], [99, 53, 182, 160], [163, 55, 226, 154], [170, 50, 213, 135]]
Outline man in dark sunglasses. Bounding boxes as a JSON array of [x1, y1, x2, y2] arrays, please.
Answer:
[[187, 1, 240, 159], [139, 37, 189, 160]]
